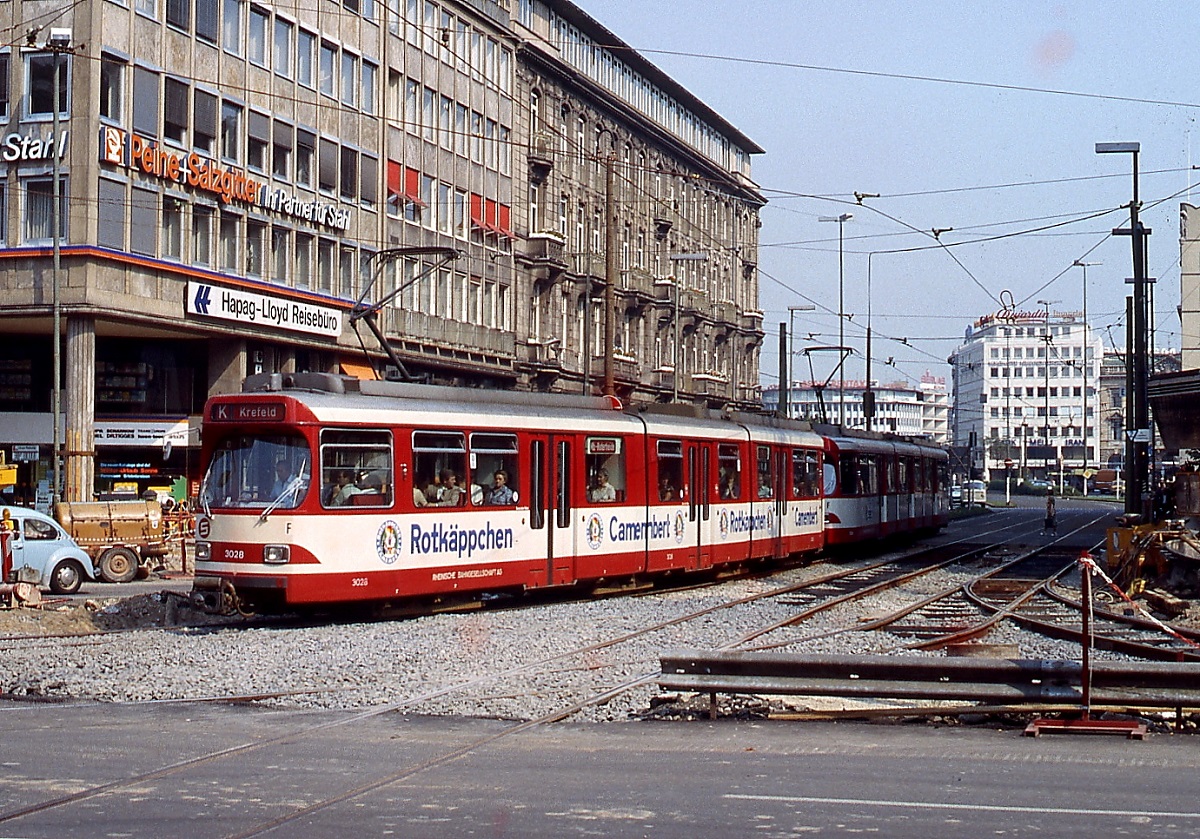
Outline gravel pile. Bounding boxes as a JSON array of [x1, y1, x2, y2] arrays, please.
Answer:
[[0, 557, 1153, 722]]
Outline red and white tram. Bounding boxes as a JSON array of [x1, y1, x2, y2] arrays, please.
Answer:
[[191, 373, 943, 613], [819, 429, 949, 548], [192, 373, 833, 611]]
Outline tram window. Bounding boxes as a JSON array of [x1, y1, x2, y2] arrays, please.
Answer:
[[792, 449, 821, 499], [937, 461, 949, 492], [840, 453, 869, 497], [718, 444, 741, 500], [319, 430, 393, 508], [530, 440, 546, 529], [913, 458, 925, 494], [412, 430, 467, 507], [756, 445, 773, 499], [898, 457, 910, 492], [201, 433, 311, 509], [655, 440, 683, 502], [470, 432, 519, 506], [585, 436, 624, 503]]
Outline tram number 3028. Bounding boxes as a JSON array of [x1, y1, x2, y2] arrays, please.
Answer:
[[351, 578, 369, 587]]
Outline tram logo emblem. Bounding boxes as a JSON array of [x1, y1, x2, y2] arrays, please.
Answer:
[[673, 511, 686, 544], [376, 520, 402, 564], [718, 509, 729, 540], [586, 513, 604, 550]]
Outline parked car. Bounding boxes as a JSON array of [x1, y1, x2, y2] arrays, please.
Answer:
[[964, 480, 988, 506], [1024, 479, 1052, 492], [2, 507, 95, 594], [949, 485, 963, 506]]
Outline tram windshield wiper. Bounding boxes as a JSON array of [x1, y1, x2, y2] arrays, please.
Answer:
[[258, 462, 308, 523]]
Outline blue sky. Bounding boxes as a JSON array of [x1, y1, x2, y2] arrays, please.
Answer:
[[582, 1, 1196, 389]]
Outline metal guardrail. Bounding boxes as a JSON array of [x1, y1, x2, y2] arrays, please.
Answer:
[[659, 650, 1200, 710]]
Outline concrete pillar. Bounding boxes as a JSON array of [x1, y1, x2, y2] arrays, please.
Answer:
[[208, 338, 246, 396], [64, 316, 95, 502]]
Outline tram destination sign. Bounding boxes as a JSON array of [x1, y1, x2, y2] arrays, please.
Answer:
[[186, 281, 341, 338], [208, 402, 287, 423]]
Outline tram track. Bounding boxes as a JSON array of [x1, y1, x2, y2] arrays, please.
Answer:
[[0, 520, 1028, 831], [0, 509, 1146, 836]]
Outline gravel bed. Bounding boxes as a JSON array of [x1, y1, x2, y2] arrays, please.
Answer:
[[0, 551, 1175, 723]]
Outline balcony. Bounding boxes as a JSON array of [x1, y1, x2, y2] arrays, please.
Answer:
[[740, 308, 764, 332], [713, 300, 739, 326], [691, 372, 730, 398], [620, 270, 657, 313], [523, 233, 568, 287], [613, 353, 640, 383], [573, 252, 606, 279], [653, 278, 676, 306], [384, 308, 515, 364], [652, 367, 676, 391], [524, 232, 567, 266], [528, 132, 556, 183]]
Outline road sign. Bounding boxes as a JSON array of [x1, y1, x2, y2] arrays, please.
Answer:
[[1004, 458, 1014, 468]]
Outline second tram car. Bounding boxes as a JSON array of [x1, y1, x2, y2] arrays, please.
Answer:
[[819, 428, 949, 548], [191, 373, 944, 613]]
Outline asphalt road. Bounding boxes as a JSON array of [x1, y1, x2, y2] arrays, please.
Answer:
[[2, 702, 1197, 838]]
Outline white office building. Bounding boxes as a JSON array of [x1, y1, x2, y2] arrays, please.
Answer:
[[948, 308, 1103, 482]]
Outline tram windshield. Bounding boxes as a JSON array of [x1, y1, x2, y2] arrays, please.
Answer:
[[201, 434, 311, 510]]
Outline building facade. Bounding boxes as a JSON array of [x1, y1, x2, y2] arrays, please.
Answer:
[[510, 1, 765, 404], [0, 0, 763, 504], [947, 307, 1103, 483]]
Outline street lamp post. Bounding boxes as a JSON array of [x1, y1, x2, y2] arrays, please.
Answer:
[[819, 213, 853, 426], [47, 31, 72, 503], [1073, 260, 1100, 491], [1037, 299, 1058, 480], [1096, 141, 1150, 517]]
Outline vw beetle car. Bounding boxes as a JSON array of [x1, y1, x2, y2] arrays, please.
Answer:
[[2, 507, 95, 594]]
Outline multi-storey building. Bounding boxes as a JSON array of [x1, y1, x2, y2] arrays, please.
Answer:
[[1150, 202, 1200, 459], [948, 307, 1103, 482], [511, 2, 765, 405], [0, 0, 763, 504], [1102, 347, 1181, 470], [761, 373, 948, 444]]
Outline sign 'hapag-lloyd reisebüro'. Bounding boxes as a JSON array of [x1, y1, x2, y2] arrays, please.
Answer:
[[185, 280, 342, 337], [99, 126, 351, 232]]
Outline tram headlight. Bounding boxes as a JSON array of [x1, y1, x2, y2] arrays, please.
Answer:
[[195, 541, 211, 561], [263, 544, 291, 564]]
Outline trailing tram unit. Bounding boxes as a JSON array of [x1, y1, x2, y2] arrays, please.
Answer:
[[191, 373, 946, 613], [817, 427, 950, 549]]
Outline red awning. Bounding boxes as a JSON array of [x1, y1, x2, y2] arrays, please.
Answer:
[[404, 167, 424, 206]]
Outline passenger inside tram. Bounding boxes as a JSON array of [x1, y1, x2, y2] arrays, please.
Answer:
[[487, 470, 516, 505], [658, 477, 678, 502], [718, 468, 736, 499], [589, 469, 617, 503], [326, 470, 361, 506], [437, 470, 463, 506]]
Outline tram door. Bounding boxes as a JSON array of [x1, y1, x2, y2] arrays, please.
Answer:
[[687, 442, 713, 570], [529, 436, 575, 587], [772, 447, 788, 558]]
